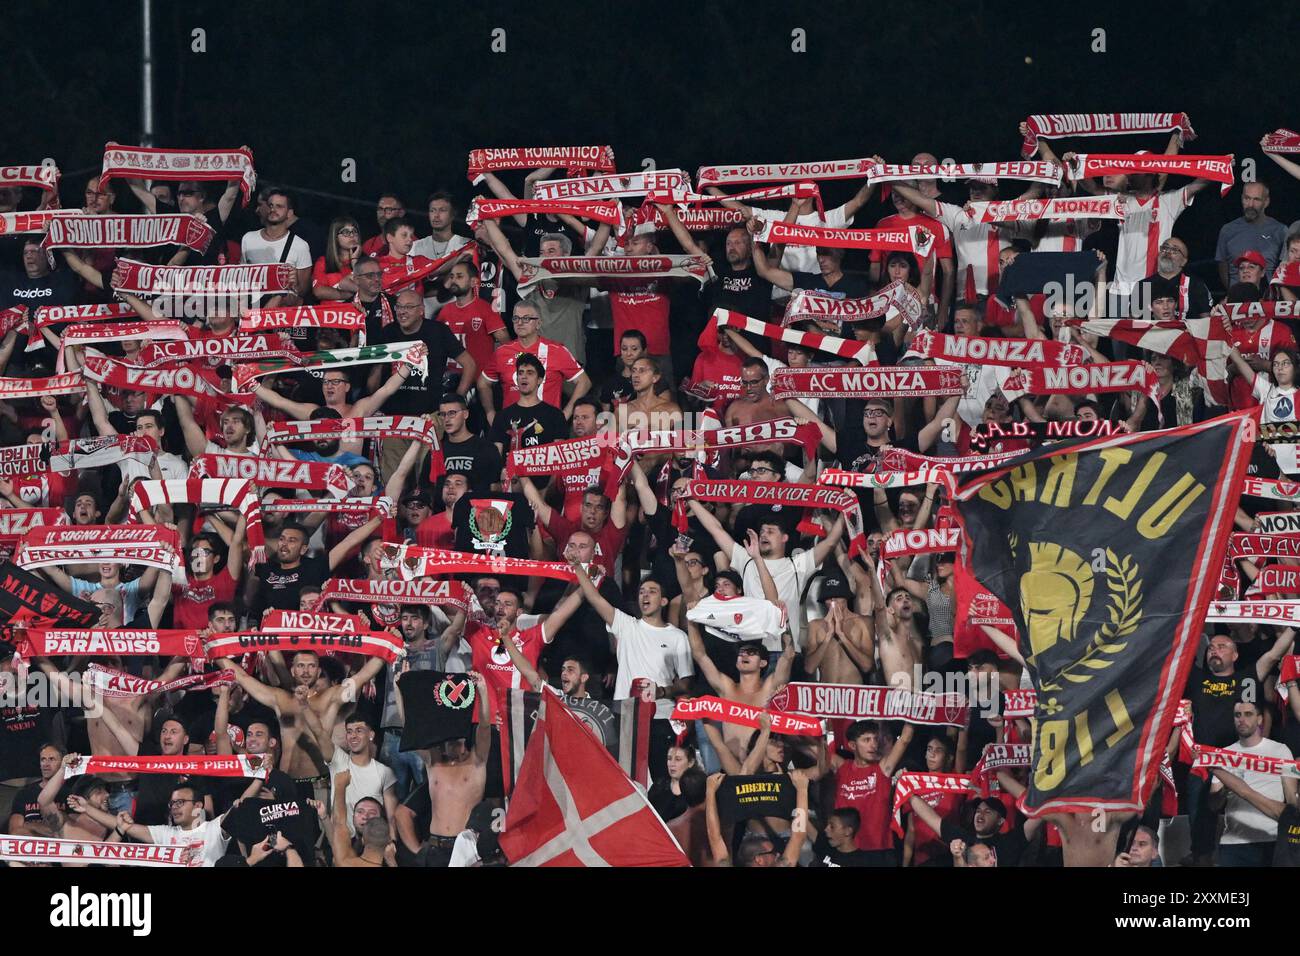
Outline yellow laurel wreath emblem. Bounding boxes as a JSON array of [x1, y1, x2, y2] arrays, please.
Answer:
[[1039, 548, 1141, 692]]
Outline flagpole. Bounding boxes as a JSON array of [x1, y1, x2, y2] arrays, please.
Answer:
[[140, 0, 155, 147]]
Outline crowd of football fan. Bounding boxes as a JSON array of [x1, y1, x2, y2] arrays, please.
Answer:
[[1, 124, 1300, 868]]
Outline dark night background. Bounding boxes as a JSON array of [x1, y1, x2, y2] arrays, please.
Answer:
[[7, 0, 1300, 272]]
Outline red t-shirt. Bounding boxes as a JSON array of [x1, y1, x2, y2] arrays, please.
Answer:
[[414, 511, 454, 549], [834, 761, 894, 851], [10, 471, 72, 509], [482, 337, 583, 409], [870, 212, 953, 264], [544, 510, 626, 575], [689, 350, 744, 414], [173, 571, 238, 630], [468, 622, 546, 720], [1230, 320, 1298, 409], [439, 298, 505, 374], [604, 279, 671, 356], [312, 256, 349, 290], [361, 235, 388, 257], [910, 789, 965, 865]]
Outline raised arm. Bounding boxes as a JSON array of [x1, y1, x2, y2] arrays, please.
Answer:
[[1256, 626, 1298, 682], [479, 172, 530, 227], [656, 203, 708, 257], [748, 222, 795, 291], [517, 475, 553, 525], [880, 723, 915, 777], [686, 621, 731, 696], [327, 513, 384, 572], [686, 498, 738, 556], [569, 559, 616, 625]]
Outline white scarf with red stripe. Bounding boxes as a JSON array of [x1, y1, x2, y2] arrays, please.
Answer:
[[1205, 600, 1300, 626], [883, 526, 960, 558], [865, 161, 1062, 186], [16, 524, 186, 582], [319, 577, 476, 614], [819, 467, 954, 490], [65, 753, 270, 778], [912, 330, 1087, 368], [964, 194, 1128, 224], [204, 630, 405, 664], [26, 303, 135, 352], [263, 413, 443, 481], [695, 158, 875, 187], [0, 373, 84, 399], [240, 304, 366, 333], [714, 308, 877, 364], [83, 663, 234, 698], [532, 169, 689, 201], [781, 281, 924, 327], [0, 837, 191, 867], [99, 143, 256, 205], [128, 478, 264, 550], [112, 258, 297, 297], [231, 341, 429, 391], [1019, 113, 1195, 157], [0, 165, 61, 201], [42, 214, 214, 253], [1192, 743, 1300, 777], [0, 435, 157, 476], [465, 197, 623, 227], [1066, 154, 1235, 195], [1069, 316, 1230, 405], [997, 361, 1158, 400], [378, 543, 580, 583], [515, 254, 710, 293]]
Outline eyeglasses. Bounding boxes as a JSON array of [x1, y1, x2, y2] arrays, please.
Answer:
[[512, 314, 540, 323], [683, 558, 703, 567], [1159, 243, 1187, 257], [167, 799, 194, 809], [191, 548, 214, 556], [337, 227, 359, 236], [395, 303, 422, 311], [864, 409, 889, 419], [749, 466, 778, 476], [323, 378, 349, 386]]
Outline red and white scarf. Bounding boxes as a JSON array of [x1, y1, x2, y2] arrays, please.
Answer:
[[1242, 477, 1300, 503], [876, 446, 1025, 474], [781, 281, 924, 327], [0, 210, 74, 234], [0, 435, 157, 477], [1192, 743, 1300, 777], [964, 194, 1128, 224], [42, 214, 214, 254], [1019, 113, 1196, 157], [819, 467, 955, 491], [771, 366, 963, 401], [752, 219, 935, 258], [1261, 129, 1300, 154], [695, 158, 875, 187], [1002, 689, 1037, 718], [970, 743, 1031, 796], [532, 169, 689, 201], [912, 330, 1086, 368], [0, 165, 61, 201], [769, 681, 969, 725], [464, 197, 622, 227], [515, 254, 710, 293], [865, 161, 1063, 187], [670, 696, 822, 736], [112, 258, 297, 297], [0, 836, 190, 867], [380, 242, 478, 292], [506, 434, 614, 480], [1216, 301, 1300, 325], [62, 321, 190, 355], [27, 303, 135, 352], [189, 455, 351, 498], [0, 509, 68, 558], [99, 143, 257, 205], [378, 543, 579, 583], [1206, 600, 1300, 625], [1, 306, 29, 339], [997, 361, 1157, 400], [891, 772, 975, 835], [0, 373, 84, 399], [1253, 511, 1300, 534], [204, 630, 405, 664], [15, 524, 185, 581], [1228, 532, 1300, 560], [467, 145, 615, 181], [1272, 262, 1300, 287], [240, 303, 366, 334], [714, 309, 876, 364], [232, 341, 429, 391], [260, 609, 369, 634], [14, 628, 206, 660], [674, 478, 868, 557], [883, 526, 960, 559], [1281, 655, 1300, 687], [65, 753, 270, 779], [645, 181, 824, 216], [1255, 565, 1300, 595], [630, 205, 745, 233], [128, 478, 264, 549], [82, 352, 237, 405], [263, 414, 443, 481], [1071, 315, 1230, 405], [1066, 153, 1235, 196], [137, 331, 301, 368], [319, 577, 475, 614], [83, 663, 233, 699]]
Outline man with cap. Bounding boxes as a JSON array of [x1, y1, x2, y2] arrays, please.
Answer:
[[399, 486, 435, 543], [804, 569, 876, 684], [909, 786, 1041, 868], [1217, 182, 1290, 289]]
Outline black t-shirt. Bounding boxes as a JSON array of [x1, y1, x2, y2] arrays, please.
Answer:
[[1183, 665, 1250, 747], [538, 575, 622, 680], [836, 419, 919, 475], [809, 835, 895, 867], [452, 491, 535, 559], [599, 372, 635, 407], [397, 670, 477, 751], [0, 704, 53, 780], [1274, 805, 1300, 867], [939, 817, 1028, 867], [708, 264, 773, 321], [487, 401, 569, 452], [254, 552, 331, 617], [0, 267, 81, 311], [9, 780, 45, 827], [134, 770, 181, 826], [441, 434, 502, 491], [360, 292, 398, 343], [790, 270, 875, 300], [375, 318, 465, 414], [221, 780, 319, 866]]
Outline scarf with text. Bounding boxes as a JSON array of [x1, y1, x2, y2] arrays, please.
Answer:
[[1255, 565, 1300, 595], [204, 630, 405, 664], [714, 309, 877, 364], [1215, 301, 1300, 325], [912, 330, 1087, 368], [464, 197, 623, 228], [240, 303, 366, 334], [0, 509, 68, 559], [42, 214, 213, 254], [231, 341, 428, 390], [970, 743, 1031, 796], [15, 628, 206, 660], [263, 413, 443, 481], [695, 158, 876, 187], [1272, 262, 1300, 287], [27, 303, 135, 352], [0, 373, 85, 400], [1228, 532, 1300, 560], [377, 543, 579, 583], [0, 435, 157, 478], [645, 181, 824, 216], [891, 773, 975, 835], [1262, 129, 1300, 154], [1243, 477, 1300, 503], [0, 164, 61, 201], [1003, 689, 1038, 718], [752, 219, 935, 258], [670, 696, 823, 736], [1066, 153, 1235, 195], [0, 210, 73, 234], [261, 609, 369, 634], [1205, 600, 1300, 626], [137, 331, 301, 369], [0, 837, 190, 867], [1254, 512, 1300, 534], [189, 455, 351, 498], [515, 254, 710, 293], [15, 524, 185, 582], [128, 478, 264, 549], [319, 577, 475, 614], [997, 361, 1158, 401], [381, 242, 478, 292], [819, 467, 955, 491], [1019, 113, 1196, 157], [466, 145, 615, 181], [883, 526, 961, 558], [632, 205, 746, 233], [964, 194, 1128, 224], [65, 753, 271, 779], [1192, 743, 1300, 777], [81, 352, 241, 406], [781, 281, 924, 327], [865, 161, 1063, 187], [506, 434, 615, 484], [83, 663, 233, 699], [532, 168, 690, 201], [60, 322, 192, 371], [112, 258, 297, 297], [99, 143, 256, 205], [876, 446, 1026, 475], [673, 478, 868, 556], [771, 365, 963, 401], [769, 681, 969, 726]]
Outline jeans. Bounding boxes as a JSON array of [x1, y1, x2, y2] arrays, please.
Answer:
[[381, 732, 425, 801], [694, 723, 724, 775], [1217, 841, 1273, 867], [107, 787, 137, 816]]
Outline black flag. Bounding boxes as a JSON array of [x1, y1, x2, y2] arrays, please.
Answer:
[[952, 411, 1254, 815], [0, 560, 98, 632]]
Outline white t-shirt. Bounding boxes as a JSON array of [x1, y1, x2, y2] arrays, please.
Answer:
[[120, 451, 188, 482], [1218, 738, 1294, 844], [1114, 188, 1194, 296], [328, 750, 397, 836], [147, 818, 230, 867], [1253, 374, 1299, 424], [752, 203, 854, 286], [936, 202, 1008, 298], [609, 609, 692, 719], [240, 230, 312, 269], [411, 233, 469, 260], [203, 440, 260, 457], [729, 543, 817, 650]]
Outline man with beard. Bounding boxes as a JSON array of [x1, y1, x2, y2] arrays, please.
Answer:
[[438, 259, 510, 376], [1217, 182, 1290, 288], [131, 714, 213, 825], [618, 356, 682, 435], [519, 478, 628, 579], [536, 530, 620, 688], [241, 188, 312, 305], [1136, 237, 1211, 319], [248, 515, 383, 616], [35, 771, 114, 863]]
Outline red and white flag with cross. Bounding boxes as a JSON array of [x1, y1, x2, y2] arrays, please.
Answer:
[[499, 689, 689, 867]]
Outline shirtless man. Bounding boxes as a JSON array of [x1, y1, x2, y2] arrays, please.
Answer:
[[847, 552, 919, 690], [618, 355, 682, 435], [803, 570, 876, 684], [330, 770, 395, 867], [36, 757, 114, 862], [724, 357, 786, 437], [418, 669, 493, 866]]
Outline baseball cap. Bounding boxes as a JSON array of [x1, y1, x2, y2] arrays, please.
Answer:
[[971, 796, 1006, 817], [1234, 249, 1268, 270], [401, 489, 433, 507], [820, 573, 852, 602]]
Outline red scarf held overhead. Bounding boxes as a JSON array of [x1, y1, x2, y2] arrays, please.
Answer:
[[466, 145, 615, 181], [694, 158, 875, 188], [882, 526, 960, 559], [0, 211, 71, 234], [204, 630, 405, 664], [264, 414, 444, 482], [319, 577, 475, 614], [963, 194, 1129, 224], [891, 773, 974, 836], [261, 609, 369, 634], [781, 281, 924, 327], [1256, 565, 1300, 595], [378, 543, 580, 583], [819, 467, 955, 491], [1262, 129, 1300, 154], [532, 169, 689, 202], [128, 478, 264, 550], [84, 663, 233, 699], [381, 243, 478, 292], [189, 455, 351, 498], [752, 219, 934, 258], [0, 509, 68, 554], [465, 197, 623, 228], [714, 309, 876, 364], [515, 254, 710, 293], [30, 302, 135, 337], [876, 446, 1025, 475], [1002, 690, 1037, 718], [65, 753, 271, 779], [42, 214, 214, 254], [81, 352, 242, 406], [911, 330, 1087, 368], [240, 303, 366, 333], [99, 142, 257, 205], [997, 361, 1157, 399], [1018, 112, 1196, 157], [771, 366, 963, 401], [0, 306, 28, 338], [632, 205, 745, 233], [15, 524, 185, 581], [0, 373, 84, 399], [673, 478, 869, 557], [1216, 301, 1300, 325], [670, 696, 823, 736], [1205, 600, 1300, 626], [1228, 532, 1300, 560], [1191, 743, 1300, 778], [644, 181, 824, 216], [0, 164, 61, 200], [1065, 153, 1235, 195], [0, 434, 157, 477], [969, 744, 1031, 797], [137, 331, 301, 369], [14, 628, 205, 660], [112, 258, 297, 296]]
